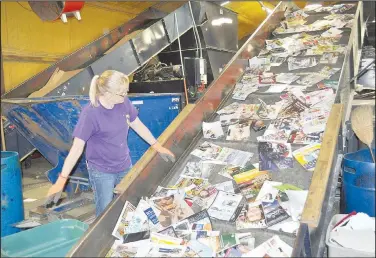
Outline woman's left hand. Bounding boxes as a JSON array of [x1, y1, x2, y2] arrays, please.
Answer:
[[152, 142, 176, 163]]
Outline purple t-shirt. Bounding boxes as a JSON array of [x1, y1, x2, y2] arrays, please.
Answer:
[[73, 97, 138, 173]]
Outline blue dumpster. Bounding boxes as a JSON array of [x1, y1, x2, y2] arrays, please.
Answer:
[[1, 219, 88, 257], [1, 151, 24, 237], [342, 148, 375, 217], [1, 94, 181, 195]]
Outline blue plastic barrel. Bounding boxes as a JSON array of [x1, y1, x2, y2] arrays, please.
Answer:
[[1, 151, 24, 237], [342, 148, 375, 217]]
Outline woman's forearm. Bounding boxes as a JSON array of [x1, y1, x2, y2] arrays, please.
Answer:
[[60, 138, 85, 178], [130, 117, 157, 146]]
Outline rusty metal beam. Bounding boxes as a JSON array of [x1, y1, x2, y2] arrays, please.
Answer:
[[2, 48, 64, 63]]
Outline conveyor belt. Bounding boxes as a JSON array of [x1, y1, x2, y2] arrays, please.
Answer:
[[154, 8, 355, 249], [67, 2, 364, 257]]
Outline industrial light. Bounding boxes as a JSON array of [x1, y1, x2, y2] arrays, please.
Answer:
[[220, 1, 230, 6], [304, 3, 322, 11], [211, 17, 233, 26], [258, 1, 273, 15]]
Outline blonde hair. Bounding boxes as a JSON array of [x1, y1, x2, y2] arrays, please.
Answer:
[[89, 70, 130, 107]]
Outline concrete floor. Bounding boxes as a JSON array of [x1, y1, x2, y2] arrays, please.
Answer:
[[21, 154, 95, 223], [22, 155, 53, 219]]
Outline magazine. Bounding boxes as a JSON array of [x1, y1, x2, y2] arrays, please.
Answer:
[[106, 239, 149, 258], [217, 102, 241, 115], [320, 52, 339, 64], [293, 143, 321, 171], [112, 201, 136, 240], [251, 119, 266, 132], [259, 72, 276, 84], [202, 121, 224, 140], [191, 142, 223, 160], [152, 193, 194, 228], [317, 80, 339, 90], [244, 235, 293, 257], [125, 199, 160, 234], [256, 99, 283, 120], [262, 200, 290, 227], [234, 167, 271, 203], [256, 180, 282, 204], [217, 233, 256, 258], [207, 191, 244, 221], [181, 161, 223, 179], [232, 84, 258, 101], [152, 186, 182, 199], [296, 73, 327, 86], [236, 202, 267, 229], [186, 239, 216, 257], [173, 210, 213, 232], [287, 57, 318, 71], [265, 84, 287, 93], [288, 130, 324, 144], [220, 113, 241, 127], [135, 242, 187, 257], [258, 142, 294, 171], [226, 122, 251, 141], [212, 181, 235, 193], [215, 147, 254, 168]]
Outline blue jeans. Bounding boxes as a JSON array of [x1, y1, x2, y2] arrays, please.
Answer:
[[87, 165, 132, 217]]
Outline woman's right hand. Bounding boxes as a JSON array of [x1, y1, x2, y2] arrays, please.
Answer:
[[46, 175, 67, 197]]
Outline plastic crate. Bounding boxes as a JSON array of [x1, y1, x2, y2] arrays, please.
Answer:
[[326, 214, 374, 257], [1, 219, 88, 257]]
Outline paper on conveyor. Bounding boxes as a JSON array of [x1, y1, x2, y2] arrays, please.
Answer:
[[28, 68, 84, 98]]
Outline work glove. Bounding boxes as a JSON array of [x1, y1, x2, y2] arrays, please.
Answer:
[[152, 142, 176, 163], [45, 175, 67, 207]]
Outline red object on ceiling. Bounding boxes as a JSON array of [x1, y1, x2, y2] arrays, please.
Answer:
[[61, 1, 85, 16]]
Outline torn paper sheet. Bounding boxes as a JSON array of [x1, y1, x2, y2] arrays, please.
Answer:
[[244, 235, 293, 257], [256, 181, 282, 203], [285, 190, 308, 221], [203, 121, 224, 140]]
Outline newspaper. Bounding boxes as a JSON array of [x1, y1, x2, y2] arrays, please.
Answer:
[[112, 201, 136, 240], [244, 235, 293, 257], [207, 191, 244, 221], [276, 73, 301, 84], [258, 142, 294, 171], [202, 121, 224, 139], [293, 143, 321, 171]]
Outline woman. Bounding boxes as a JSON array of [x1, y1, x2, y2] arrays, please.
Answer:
[[46, 70, 175, 217]]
